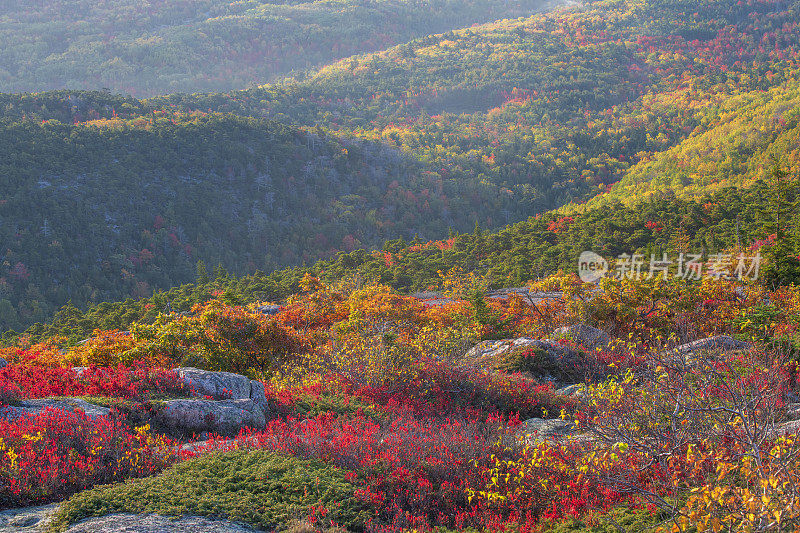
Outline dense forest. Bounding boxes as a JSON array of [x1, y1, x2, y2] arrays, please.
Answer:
[[3, 0, 800, 334], [0, 0, 555, 96], [0, 112, 492, 331], [11, 179, 799, 345], [151, 0, 800, 209]]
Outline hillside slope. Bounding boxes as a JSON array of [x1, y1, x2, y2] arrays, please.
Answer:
[[0, 0, 556, 96], [153, 0, 800, 218], [0, 112, 479, 331], [13, 179, 794, 345], [573, 81, 800, 209]]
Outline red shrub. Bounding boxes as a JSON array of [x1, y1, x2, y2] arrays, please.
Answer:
[[0, 408, 177, 507], [188, 411, 527, 531], [0, 363, 187, 404], [353, 360, 571, 419]]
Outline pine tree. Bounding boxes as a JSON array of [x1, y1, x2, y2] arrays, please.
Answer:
[[671, 225, 691, 255], [762, 161, 800, 286], [196, 260, 209, 284]]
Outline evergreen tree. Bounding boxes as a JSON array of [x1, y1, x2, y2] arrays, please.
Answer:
[[197, 260, 209, 284]]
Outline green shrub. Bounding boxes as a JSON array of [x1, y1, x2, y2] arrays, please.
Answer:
[[49, 450, 371, 532], [289, 392, 387, 422], [497, 347, 557, 375], [544, 506, 671, 532]]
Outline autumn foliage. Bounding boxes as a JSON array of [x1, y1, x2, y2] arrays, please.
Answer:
[[0, 274, 799, 532]]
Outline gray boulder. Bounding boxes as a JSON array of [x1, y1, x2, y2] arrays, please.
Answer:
[[164, 369, 270, 436], [464, 337, 591, 385], [1, 398, 110, 421], [465, 337, 579, 362], [552, 324, 609, 350], [60, 513, 259, 533], [177, 368, 252, 400], [411, 291, 443, 300], [659, 335, 751, 368], [249, 379, 268, 413], [555, 384, 584, 397], [519, 417, 574, 435], [787, 404, 800, 421], [256, 304, 282, 316], [517, 418, 578, 445], [0, 357, 7, 370], [673, 335, 749, 355], [0, 503, 58, 533], [155, 398, 266, 436]]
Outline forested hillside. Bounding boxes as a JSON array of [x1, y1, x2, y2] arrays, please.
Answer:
[[3, 0, 800, 333], [580, 81, 800, 207], [0, 0, 555, 96], [152, 0, 800, 217], [0, 111, 486, 331], [13, 179, 798, 345]]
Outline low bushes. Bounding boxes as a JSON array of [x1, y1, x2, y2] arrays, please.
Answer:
[[125, 301, 308, 377], [189, 412, 512, 532], [352, 360, 572, 419], [0, 409, 177, 508], [0, 363, 188, 404], [2, 277, 800, 531], [50, 449, 370, 532], [495, 345, 593, 385]]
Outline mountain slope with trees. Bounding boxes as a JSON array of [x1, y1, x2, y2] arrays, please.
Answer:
[[11, 177, 798, 345], [0, 0, 556, 96], [3, 0, 800, 333], [575, 80, 800, 208], [0, 111, 484, 331], [150, 0, 800, 220]]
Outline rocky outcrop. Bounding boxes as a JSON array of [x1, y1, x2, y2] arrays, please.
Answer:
[[464, 337, 593, 386], [156, 398, 266, 436], [552, 324, 609, 351], [177, 368, 253, 400], [0, 368, 270, 436], [177, 368, 268, 408], [0, 357, 7, 370], [85, 368, 272, 437], [465, 338, 579, 363], [520, 417, 574, 436], [248, 379, 268, 413], [60, 513, 259, 533], [0, 503, 58, 533], [256, 304, 282, 316], [516, 417, 580, 445], [555, 384, 584, 397], [657, 335, 751, 368], [672, 335, 749, 355], [1, 398, 110, 421], [153, 369, 272, 436]]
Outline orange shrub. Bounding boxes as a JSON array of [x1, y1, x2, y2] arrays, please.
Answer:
[[68, 329, 140, 367], [0, 336, 69, 367], [126, 300, 307, 377]]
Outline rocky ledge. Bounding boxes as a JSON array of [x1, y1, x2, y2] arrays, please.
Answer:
[[0, 368, 271, 438], [60, 513, 259, 533]]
